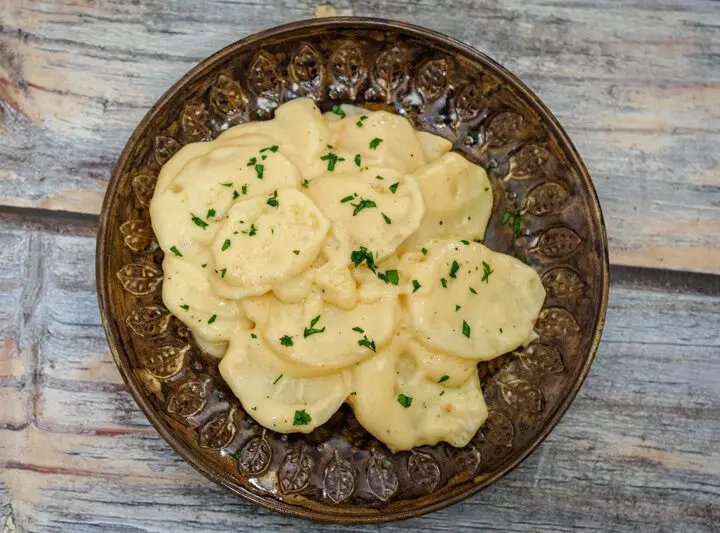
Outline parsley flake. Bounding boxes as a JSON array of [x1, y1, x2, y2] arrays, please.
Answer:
[[378, 269, 399, 285], [219, 268, 227, 278], [273, 373, 284, 383], [469, 287, 478, 294], [354, 153, 362, 167], [460, 239, 470, 245], [369, 137, 383, 150], [438, 375, 449, 383], [462, 320, 471, 338], [331, 105, 346, 118], [221, 239, 231, 251], [260, 145, 279, 153], [207, 208, 216, 219], [352, 326, 365, 333], [303, 315, 326, 338], [180, 304, 189, 311], [412, 279, 421, 293], [320, 152, 345, 171], [233, 190, 240, 199], [481, 261, 494, 283], [241, 184, 248, 195], [375, 175, 384, 180], [356, 115, 368, 127], [350, 246, 377, 272], [221, 182, 233, 188], [254, 164, 264, 179], [358, 335, 376, 352], [382, 213, 392, 225], [421, 247, 428, 255], [293, 409, 312, 426], [293, 250, 300, 255], [208, 314, 217, 324], [351, 197, 377, 216], [279, 335, 293, 347], [169, 246, 182, 257], [250, 333, 257, 339], [449, 260, 460, 278], [397, 394, 413, 408], [456, 304, 461, 311], [389, 182, 399, 194], [301, 179, 309, 188], [340, 194, 356, 203], [441, 277, 448, 288], [266, 190, 279, 208]]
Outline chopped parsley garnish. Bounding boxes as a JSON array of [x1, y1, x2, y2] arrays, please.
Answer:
[[375, 175, 384, 180], [462, 320, 471, 338], [303, 315, 326, 338], [440, 390, 445, 396], [378, 269, 399, 285], [460, 239, 470, 245], [358, 335, 376, 352], [273, 373, 284, 383], [207, 208, 216, 219], [389, 182, 399, 194], [356, 115, 368, 127], [352, 326, 365, 333], [169, 246, 182, 257], [440, 277, 448, 288], [331, 104, 346, 118], [247, 157, 257, 166], [354, 154, 362, 167], [221, 239, 231, 251], [340, 194, 356, 203], [254, 164, 264, 179], [469, 287, 478, 294], [382, 213, 392, 225], [233, 190, 240, 199], [180, 304, 189, 311], [301, 179, 309, 188], [502, 209, 522, 234], [456, 304, 461, 311], [250, 333, 257, 339], [242, 224, 257, 237], [266, 190, 279, 208], [351, 197, 377, 216], [421, 247, 428, 255], [350, 246, 377, 272], [369, 137, 383, 150], [208, 314, 217, 324], [397, 394, 413, 408], [320, 152, 345, 171], [293, 250, 300, 255], [438, 375, 449, 383], [260, 145, 279, 153], [279, 335, 293, 347], [517, 254, 530, 265], [219, 268, 227, 278], [481, 261, 494, 283], [293, 409, 312, 426], [412, 279, 421, 293], [201, 263, 207, 268], [221, 182, 233, 188], [449, 260, 460, 278]]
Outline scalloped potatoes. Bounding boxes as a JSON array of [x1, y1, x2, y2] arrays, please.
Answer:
[[151, 98, 546, 451]]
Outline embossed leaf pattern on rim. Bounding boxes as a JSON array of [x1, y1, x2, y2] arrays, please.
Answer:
[[96, 18, 609, 525]]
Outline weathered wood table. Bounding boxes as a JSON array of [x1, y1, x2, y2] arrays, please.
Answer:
[[1, 1, 718, 531]]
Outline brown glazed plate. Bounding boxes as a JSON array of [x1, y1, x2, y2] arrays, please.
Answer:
[[96, 17, 609, 524]]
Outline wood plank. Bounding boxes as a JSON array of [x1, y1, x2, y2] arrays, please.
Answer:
[[1, 0, 719, 272], [0, 218, 717, 531]]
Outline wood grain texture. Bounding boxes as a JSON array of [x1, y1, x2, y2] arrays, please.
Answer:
[[0, 215, 718, 532], [1, 0, 719, 272]]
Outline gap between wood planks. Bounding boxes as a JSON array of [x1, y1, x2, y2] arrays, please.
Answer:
[[1, 204, 718, 293]]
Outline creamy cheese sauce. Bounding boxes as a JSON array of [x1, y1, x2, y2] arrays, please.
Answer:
[[150, 99, 546, 451]]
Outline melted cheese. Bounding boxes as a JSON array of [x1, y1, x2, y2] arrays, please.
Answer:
[[152, 98, 546, 450]]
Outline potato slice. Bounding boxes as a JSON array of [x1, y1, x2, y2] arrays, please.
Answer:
[[417, 131, 453, 162], [402, 240, 546, 360], [243, 290, 400, 372], [219, 330, 351, 433], [212, 189, 330, 294], [162, 255, 244, 342], [306, 168, 425, 261], [151, 144, 300, 258], [349, 336, 488, 452], [399, 152, 493, 253]]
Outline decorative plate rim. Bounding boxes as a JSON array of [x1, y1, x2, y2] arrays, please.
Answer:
[[96, 16, 609, 524]]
